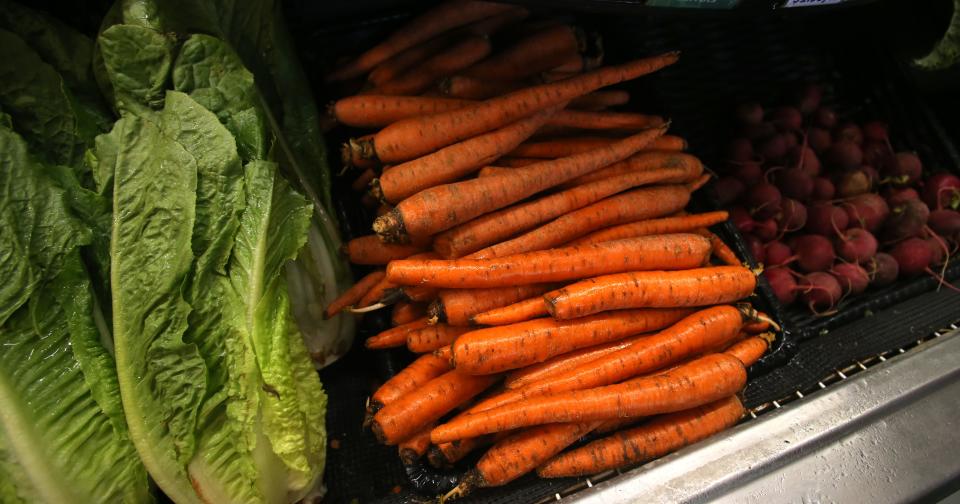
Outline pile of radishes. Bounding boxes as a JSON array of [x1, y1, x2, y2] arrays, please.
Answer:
[[712, 84, 960, 314]]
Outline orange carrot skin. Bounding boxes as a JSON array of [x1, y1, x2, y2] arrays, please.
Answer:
[[562, 150, 701, 188], [399, 425, 435, 465], [724, 336, 769, 368], [434, 344, 453, 364], [469, 297, 548, 326], [545, 266, 758, 320], [544, 110, 664, 131], [509, 135, 684, 159], [371, 353, 452, 409], [429, 352, 747, 443], [433, 284, 555, 326], [366, 317, 431, 349], [462, 24, 581, 82], [569, 211, 730, 247], [392, 301, 427, 326], [324, 270, 386, 319], [471, 186, 695, 260], [377, 34, 492, 96], [569, 90, 630, 109], [407, 324, 474, 353], [430, 436, 491, 468], [699, 230, 741, 266], [490, 156, 540, 167], [465, 305, 747, 416], [389, 234, 711, 289], [373, 369, 498, 445], [344, 235, 425, 265], [371, 52, 679, 163], [368, 34, 454, 86], [333, 95, 473, 128], [504, 334, 651, 390], [442, 75, 524, 100], [452, 308, 694, 375], [538, 396, 745, 477]]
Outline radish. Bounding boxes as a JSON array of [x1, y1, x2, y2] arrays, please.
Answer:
[[814, 108, 837, 129], [793, 234, 836, 272], [861, 121, 889, 144], [884, 187, 919, 207], [861, 141, 892, 167], [772, 106, 803, 132], [727, 138, 754, 162], [743, 122, 777, 141], [798, 272, 842, 312], [747, 182, 782, 219], [889, 237, 933, 278], [861, 165, 880, 189], [929, 209, 960, 238], [844, 193, 889, 233], [807, 203, 849, 235], [782, 132, 799, 150], [836, 170, 872, 198], [712, 176, 746, 205], [753, 218, 779, 242], [834, 228, 878, 263], [834, 123, 864, 145], [884, 152, 923, 187], [765, 241, 794, 266], [921, 173, 960, 210], [737, 102, 764, 126], [777, 168, 814, 201], [744, 234, 766, 263], [777, 198, 807, 233], [830, 263, 870, 295], [796, 84, 822, 116], [925, 237, 946, 266], [867, 253, 899, 287], [760, 134, 788, 161], [732, 161, 764, 185], [882, 199, 930, 243], [788, 146, 821, 176], [811, 177, 836, 201], [730, 207, 755, 234], [825, 140, 863, 171], [764, 267, 797, 305], [808, 128, 832, 154]]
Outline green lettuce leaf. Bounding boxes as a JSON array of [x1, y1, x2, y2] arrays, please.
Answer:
[[98, 24, 174, 114]]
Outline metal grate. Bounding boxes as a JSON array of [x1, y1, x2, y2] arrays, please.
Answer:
[[537, 321, 960, 503]]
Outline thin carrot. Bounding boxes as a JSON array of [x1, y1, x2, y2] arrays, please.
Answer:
[[698, 229, 742, 266], [510, 135, 684, 159], [503, 333, 652, 390], [397, 284, 439, 304], [390, 234, 711, 288], [471, 185, 696, 259], [332, 95, 472, 129], [593, 416, 644, 435], [367, 34, 455, 86], [407, 324, 473, 353], [398, 424, 435, 465], [328, 1, 517, 81], [469, 297, 547, 326], [373, 126, 668, 241], [544, 266, 758, 320], [430, 284, 555, 326], [462, 24, 583, 82], [367, 52, 679, 163], [343, 235, 426, 265], [429, 435, 496, 468], [743, 312, 772, 333], [440, 74, 524, 100], [538, 396, 745, 477], [373, 107, 557, 203], [569, 89, 630, 110], [477, 166, 513, 178], [356, 276, 399, 309], [543, 110, 665, 131], [365, 317, 431, 349], [724, 334, 772, 367], [376, 34, 492, 96], [351, 168, 377, 192], [561, 149, 698, 188], [372, 369, 498, 445], [569, 211, 730, 247], [551, 52, 587, 73], [490, 156, 540, 167], [392, 301, 427, 326], [452, 308, 693, 375], [370, 353, 452, 412], [324, 270, 386, 319]]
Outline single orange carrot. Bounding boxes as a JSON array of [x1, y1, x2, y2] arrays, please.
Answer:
[[544, 110, 665, 131], [476, 166, 514, 178], [561, 149, 698, 188], [509, 135, 684, 159], [569, 89, 630, 110], [544, 266, 758, 320], [429, 435, 498, 468], [328, 1, 517, 81], [398, 424, 435, 465], [356, 276, 400, 309], [469, 297, 547, 326], [724, 334, 771, 367], [367, 34, 455, 86], [569, 211, 730, 247], [372, 369, 498, 445], [429, 284, 555, 326], [397, 284, 439, 304], [452, 308, 693, 375], [365, 317, 431, 349], [462, 24, 583, 82], [324, 270, 386, 319], [392, 301, 428, 326], [376, 34, 492, 96], [407, 324, 473, 353], [368, 52, 679, 163], [471, 185, 695, 259], [371, 353, 452, 412], [390, 234, 711, 289], [332, 95, 473, 129], [343, 235, 426, 265], [440, 74, 525, 99], [373, 107, 557, 203], [538, 395, 745, 477], [743, 312, 773, 333], [698, 229, 742, 266], [551, 51, 587, 73]]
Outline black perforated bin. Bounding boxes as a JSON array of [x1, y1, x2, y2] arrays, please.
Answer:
[[283, 1, 960, 502]]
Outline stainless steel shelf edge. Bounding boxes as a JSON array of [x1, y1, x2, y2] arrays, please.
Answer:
[[564, 330, 960, 504]]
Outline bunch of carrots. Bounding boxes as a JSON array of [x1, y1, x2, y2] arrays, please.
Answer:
[[323, 0, 777, 499]]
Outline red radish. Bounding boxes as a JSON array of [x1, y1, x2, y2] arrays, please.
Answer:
[[788, 146, 821, 177], [861, 165, 880, 189], [730, 207, 755, 234], [798, 272, 842, 312], [808, 128, 832, 154], [765, 241, 793, 266], [921, 173, 960, 210], [882, 199, 930, 243], [834, 123, 864, 145], [771, 106, 803, 132], [737, 102, 764, 126], [889, 237, 933, 278], [861, 121, 889, 144], [836, 170, 872, 198], [753, 218, 779, 242], [861, 141, 891, 167], [925, 237, 946, 266], [727, 138, 754, 162], [777, 198, 807, 233], [760, 135, 788, 161], [814, 108, 837, 129], [844, 193, 889, 233], [929, 209, 960, 237], [867, 253, 899, 287], [884, 152, 923, 187], [747, 183, 783, 219], [885, 187, 919, 207], [792, 234, 836, 273], [807, 203, 849, 235], [764, 267, 797, 305], [834, 228, 878, 264], [743, 122, 777, 141], [777, 168, 814, 201], [712, 177, 746, 205], [811, 177, 836, 201], [830, 263, 870, 295], [782, 132, 799, 150], [744, 234, 766, 263], [796, 84, 822, 116], [732, 161, 764, 185], [825, 140, 863, 171]]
